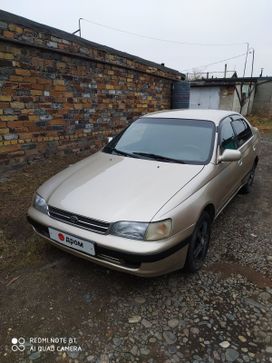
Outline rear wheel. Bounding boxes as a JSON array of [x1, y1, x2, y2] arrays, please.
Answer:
[[185, 211, 211, 272]]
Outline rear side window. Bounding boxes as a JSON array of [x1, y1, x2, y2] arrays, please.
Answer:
[[232, 118, 253, 147], [220, 117, 237, 152]]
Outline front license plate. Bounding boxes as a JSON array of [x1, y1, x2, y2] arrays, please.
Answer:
[[48, 228, 95, 256]]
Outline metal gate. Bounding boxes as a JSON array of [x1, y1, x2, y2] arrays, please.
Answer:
[[190, 87, 220, 109]]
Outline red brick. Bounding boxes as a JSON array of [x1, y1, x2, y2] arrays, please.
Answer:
[[49, 118, 66, 125], [15, 69, 31, 76], [0, 121, 7, 128], [8, 150, 25, 157], [7, 121, 26, 128], [3, 30, 14, 38], [9, 75, 24, 82], [0, 144, 20, 153]]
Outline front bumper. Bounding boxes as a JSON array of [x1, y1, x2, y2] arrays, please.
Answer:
[[27, 207, 193, 277]]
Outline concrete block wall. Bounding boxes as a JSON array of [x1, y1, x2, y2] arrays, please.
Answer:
[[0, 11, 182, 170], [252, 80, 272, 116]]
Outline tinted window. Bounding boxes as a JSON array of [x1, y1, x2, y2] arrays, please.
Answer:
[[232, 119, 253, 147], [104, 118, 215, 164], [220, 118, 237, 151]]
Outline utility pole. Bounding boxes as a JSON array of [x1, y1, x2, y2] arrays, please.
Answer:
[[242, 42, 250, 78], [247, 48, 256, 114], [224, 64, 227, 78], [250, 48, 255, 78]]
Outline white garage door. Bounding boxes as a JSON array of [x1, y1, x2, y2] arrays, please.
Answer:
[[190, 87, 220, 109]]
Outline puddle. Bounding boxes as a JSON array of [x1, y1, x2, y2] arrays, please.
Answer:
[[205, 262, 272, 288]]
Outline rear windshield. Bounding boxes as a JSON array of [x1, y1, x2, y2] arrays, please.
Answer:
[[104, 118, 215, 164]]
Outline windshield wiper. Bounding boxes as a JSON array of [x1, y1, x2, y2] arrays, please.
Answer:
[[132, 152, 186, 164], [110, 148, 139, 158]]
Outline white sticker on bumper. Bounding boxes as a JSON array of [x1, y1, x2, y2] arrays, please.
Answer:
[[48, 227, 95, 256]]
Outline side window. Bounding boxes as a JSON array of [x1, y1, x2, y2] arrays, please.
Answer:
[[232, 118, 253, 147], [219, 118, 237, 152]]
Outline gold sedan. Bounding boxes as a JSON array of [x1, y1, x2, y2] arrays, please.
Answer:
[[28, 109, 260, 276]]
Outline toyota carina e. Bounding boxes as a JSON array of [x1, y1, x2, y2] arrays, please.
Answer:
[[27, 109, 260, 276]]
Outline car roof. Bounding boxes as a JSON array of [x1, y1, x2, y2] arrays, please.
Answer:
[[144, 109, 241, 125]]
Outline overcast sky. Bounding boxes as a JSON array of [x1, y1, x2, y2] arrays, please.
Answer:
[[1, 0, 272, 77]]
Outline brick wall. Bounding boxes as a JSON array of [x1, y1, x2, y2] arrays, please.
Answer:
[[0, 11, 182, 171]]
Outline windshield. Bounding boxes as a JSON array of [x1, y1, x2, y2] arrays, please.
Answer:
[[104, 118, 215, 164]]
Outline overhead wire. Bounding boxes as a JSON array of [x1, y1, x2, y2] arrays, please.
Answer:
[[79, 18, 249, 73], [183, 52, 248, 72], [80, 18, 246, 47]]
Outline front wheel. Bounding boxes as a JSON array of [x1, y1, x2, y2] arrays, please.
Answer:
[[185, 211, 211, 273]]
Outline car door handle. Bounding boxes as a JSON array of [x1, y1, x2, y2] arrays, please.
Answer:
[[238, 160, 243, 166], [253, 145, 256, 151]]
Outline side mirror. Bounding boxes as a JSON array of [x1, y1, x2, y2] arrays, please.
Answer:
[[218, 149, 241, 163], [107, 137, 113, 143]]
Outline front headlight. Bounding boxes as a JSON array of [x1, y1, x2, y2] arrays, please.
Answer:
[[111, 221, 148, 240], [111, 219, 172, 241], [33, 194, 48, 214]]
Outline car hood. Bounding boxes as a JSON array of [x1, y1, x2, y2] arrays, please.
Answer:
[[42, 152, 204, 222]]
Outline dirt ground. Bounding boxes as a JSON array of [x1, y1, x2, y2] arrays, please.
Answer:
[[0, 134, 272, 363]]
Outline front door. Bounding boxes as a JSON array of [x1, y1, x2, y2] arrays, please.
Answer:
[[213, 117, 243, 211]]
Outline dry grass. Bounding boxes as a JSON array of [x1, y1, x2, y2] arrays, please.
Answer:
[[247, 114, 272, 130], [0, 153, 88, 271]]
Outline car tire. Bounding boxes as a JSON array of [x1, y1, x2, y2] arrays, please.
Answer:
[[184, 211, 211, 273], [240, 163, 256, 194]]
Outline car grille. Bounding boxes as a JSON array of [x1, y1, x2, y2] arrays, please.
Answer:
[[48, 206, 110, 234]]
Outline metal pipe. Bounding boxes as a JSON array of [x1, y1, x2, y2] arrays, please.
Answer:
[[79, 18, 82, 37], [72, 28, 80, 35], [72, 18, 82, 37]]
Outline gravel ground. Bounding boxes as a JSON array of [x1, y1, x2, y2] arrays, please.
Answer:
[[0, 135, 272, 363]]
